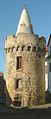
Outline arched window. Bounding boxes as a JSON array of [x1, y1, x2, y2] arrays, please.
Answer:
[[32, 46, 36, 51], [21, 46, 25, 51], [16, 46, 20, 51], [27, 46, 31, 51]]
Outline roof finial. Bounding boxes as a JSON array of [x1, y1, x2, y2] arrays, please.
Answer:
[[23, 0, 27, 9], [24, 4, 26, 9]]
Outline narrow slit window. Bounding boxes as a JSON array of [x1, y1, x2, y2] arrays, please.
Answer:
[[21, 46, 25, 51], [16, 46, 20, 51], [16, 56, 22, 70], [15, 80, 19, 89], [27, 46, 31, 51], [15, 79, 22, 89]]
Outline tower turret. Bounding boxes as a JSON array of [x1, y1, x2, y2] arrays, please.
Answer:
[[5, 6, 46, 107]]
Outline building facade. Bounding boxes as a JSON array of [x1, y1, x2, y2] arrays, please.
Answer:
[[46, 34, 51, 93], [5, 6, 46, 107], [45, 47, 48, 91]]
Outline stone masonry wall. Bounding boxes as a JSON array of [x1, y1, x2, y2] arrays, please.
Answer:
[[5, 33, 46, 106]]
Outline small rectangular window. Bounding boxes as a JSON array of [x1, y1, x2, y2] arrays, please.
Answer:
[[14, 94, 21, 106], [16, 56, 22, 70], [15, 80, 19, 89], [15, 79, 22, 89], [49, 63, 51, 72]]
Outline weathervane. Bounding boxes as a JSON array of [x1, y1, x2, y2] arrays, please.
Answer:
[[24, 0, 26, 7]]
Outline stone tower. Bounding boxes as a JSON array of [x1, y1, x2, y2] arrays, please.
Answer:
[[5, 6, 46, 107]]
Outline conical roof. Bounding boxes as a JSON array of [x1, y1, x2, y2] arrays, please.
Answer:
[[16, 6, 34, 36]]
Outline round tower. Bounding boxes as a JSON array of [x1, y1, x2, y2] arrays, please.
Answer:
[[5, 6, 46, 107]]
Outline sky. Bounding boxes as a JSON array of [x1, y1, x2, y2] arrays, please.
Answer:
[[0, 0, 51, 77]]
